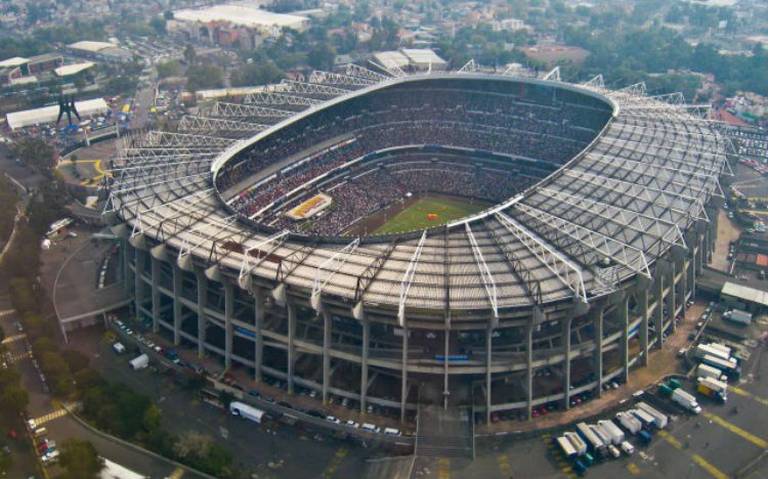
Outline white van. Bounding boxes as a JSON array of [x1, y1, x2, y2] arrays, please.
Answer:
[[361, 423, 380, 433], [384, 427, 400, 436]]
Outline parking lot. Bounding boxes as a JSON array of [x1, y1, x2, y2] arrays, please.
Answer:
[[83, 326, 377, 479]]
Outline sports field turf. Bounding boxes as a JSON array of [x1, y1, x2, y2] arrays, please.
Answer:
[[374, 196, 489, 235]]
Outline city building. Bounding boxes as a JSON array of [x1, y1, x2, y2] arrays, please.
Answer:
[[167, 3, 310, 48]]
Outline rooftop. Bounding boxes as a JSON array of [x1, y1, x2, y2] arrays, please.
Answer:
[[721, 281, 768, 307], [0, 56, 28, 68], [173, 4, 308, 29], [55, 62, 95, 77], [68, 40, 119, 53]]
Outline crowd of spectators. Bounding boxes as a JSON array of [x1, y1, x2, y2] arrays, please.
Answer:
[[215, 82, 612, 235], [264, 157, 536, 236]]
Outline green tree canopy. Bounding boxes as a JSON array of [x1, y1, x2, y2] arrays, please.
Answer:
[[58, 439, 104, 479]]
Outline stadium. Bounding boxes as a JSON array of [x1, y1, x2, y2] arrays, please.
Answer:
[[107, 65, 726, 427]]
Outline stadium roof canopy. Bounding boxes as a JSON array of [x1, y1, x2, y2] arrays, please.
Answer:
[[173, 4, 308, 30], [108, 69, 736, 318], [401, 48, 447, 66], [6, 98, 108, 130], [55, 62, 95, 77], [0, 56, 29, 68], [373, 51, 410, 69], [68, 41, 118, 53]]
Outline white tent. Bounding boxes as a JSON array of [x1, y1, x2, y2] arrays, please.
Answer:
[[6, 98, 109, 130]]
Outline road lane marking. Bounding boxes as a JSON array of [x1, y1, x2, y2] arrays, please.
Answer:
[[730, 385, 768, 407], [5, 351, 31, 363], [167, 467, 184, 479], [703, 412, 768, 449], [33, 403, 80, 426], [541, 434, 576, 479], [691, 454, 729, 479], [34, 408, 70, 426], [658, 430, 683, 449], [496, 453, 512, 477], [658, 430, 730, 479], [322, 447, 349, 478], [437, 457, 450, 479]]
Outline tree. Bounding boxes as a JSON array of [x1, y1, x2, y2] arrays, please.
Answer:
[[150, 16, 166, 35], [307, 42, 336, 71], [186, 64, 224, 92], [0, 385, 29, 415], [183, 44, 197, 65], [58, 439, 104, 479], [157, 60, 182, 79], [142, 404, 162, 433], [230, 61, 284, 86]]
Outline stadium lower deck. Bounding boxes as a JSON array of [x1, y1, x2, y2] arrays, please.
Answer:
[[109, 71, 729, 424]]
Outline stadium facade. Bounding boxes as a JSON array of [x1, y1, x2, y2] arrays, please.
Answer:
[[107, 67, 727, 424]]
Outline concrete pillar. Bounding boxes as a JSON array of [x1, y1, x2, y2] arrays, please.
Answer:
[[655, 270, 665, 348], [224, 282, 234, 370], [287, 302, 296, 395], [134, 248, 145, 318], [150, 256, 160, 334], [639, 288, 649, 367], [594, 307, 604, 397], [619, 295, 630, 381], [526, 321, 534, 420], [172, 264, 182, 346], [669, 261, 677, 333], [322, 311, 331, 403], [690, 239, 698, 298], [562, 316, 572, 410], [681, 258, 689, 308], [485, 326, 493, 424], [196, 271, 207, 358], [443, 328, 450, 410], [122, 239, 132, 293], [400, 326, 409, 423], [360, 318, 370, 414], [254, 289, 264, 383]]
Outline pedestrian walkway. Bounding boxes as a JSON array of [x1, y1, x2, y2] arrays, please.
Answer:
[[5, 350, 31, 363], [34, 403, 80, 426]]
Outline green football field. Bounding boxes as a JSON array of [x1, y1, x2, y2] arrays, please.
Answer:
[[373, 196, 489, 235]]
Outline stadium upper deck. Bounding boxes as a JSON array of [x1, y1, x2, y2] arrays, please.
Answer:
[[110, 70, 724, 321], [107, 67, 729, 421]]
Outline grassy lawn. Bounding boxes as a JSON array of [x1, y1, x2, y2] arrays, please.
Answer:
[[374, 196, 489, 235]]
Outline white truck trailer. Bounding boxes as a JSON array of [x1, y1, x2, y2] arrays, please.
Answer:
[[696, 363, 728, 382], [129, 354, 149, 370], [636, 402, 668, 429], [564, 431, 587, 456], [229, 401, 265, 423], [671, 388, 702, 414], [596, 419, 625, 445], [615, 411, 642, 434], [629, 408, 656, 429], [555, 436, 578, 459]]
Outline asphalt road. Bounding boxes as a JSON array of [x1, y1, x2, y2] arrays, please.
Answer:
[[0, 298, 208, 479], [87, 331, 373, 479], [414, 340, 768, 479]]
